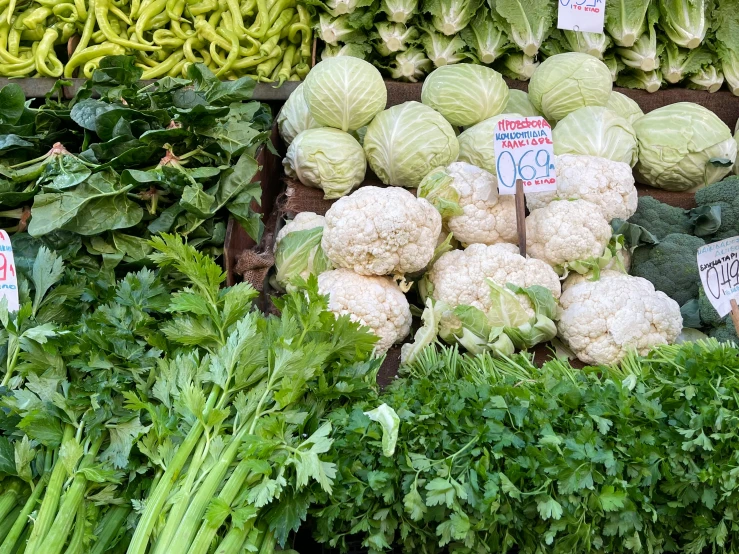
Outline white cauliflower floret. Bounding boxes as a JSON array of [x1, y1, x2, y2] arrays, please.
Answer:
[[427, 243, 561, 332], [322, 186, 442, 275], [274, 212, 326, 251], [526, 155, 638, 222], [444, 162, 517, 246], [526, 199, 613, 271], [557, 271, 683, 365], [318, 269, 412, 353]]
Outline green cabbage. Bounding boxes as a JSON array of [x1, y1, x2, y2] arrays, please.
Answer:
[[633, 102, 738, 191], [274, 225, 334, 291], [505, 89, 541, 117], [363, 101, 459, 188], [421, 64, 509, 127], [553, 107, 638, 166], [303, 57, 386, 132], [283, 128, 366, 198], [277, 83, 321, 146], [606, 91, 643, 125], [528, 53, 612, 121], [457, 113, 521, 175]]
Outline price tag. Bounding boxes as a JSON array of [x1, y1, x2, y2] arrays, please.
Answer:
[[557, 0, 605, 34], [697, 236, 739, 317], [0, 230, 18, 313], [494, 116, 557, 196]]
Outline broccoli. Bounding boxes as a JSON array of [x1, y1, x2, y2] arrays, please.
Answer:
[[627, 196, 693, 240], [708, 320, 738, 344], [698, 287, 724, 327], [630, 233, 705, 306], [694, 175, 739, 240]]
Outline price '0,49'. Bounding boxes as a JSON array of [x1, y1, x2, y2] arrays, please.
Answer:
[[704, 259, 739, 300], [496, 149, 554, 190]]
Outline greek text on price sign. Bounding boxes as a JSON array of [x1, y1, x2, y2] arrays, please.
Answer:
[[0, 229, 18, 312], [697, 236, 739, 317], [557, 0, 605, 33], [494, 116, 557, 196]]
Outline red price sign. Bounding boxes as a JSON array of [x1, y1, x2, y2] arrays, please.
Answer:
[[0, 229, 19, 312]]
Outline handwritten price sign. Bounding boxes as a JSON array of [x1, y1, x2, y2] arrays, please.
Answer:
[[494, 116, 557, 196], [0, 230, 18, 312], [557, 0, 605, 33], [697, 236, 739, 317]]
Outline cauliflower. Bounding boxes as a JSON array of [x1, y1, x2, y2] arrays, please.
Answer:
[[426, 243, 561, 332], [418, 162, 517, 247], [318, 269, 412, 353], [322, 186, 442, 275], [526, 199, 614, 274], [557, 271, 683, 365], [274, 212, 326, 250], [273, 213, 333, 290], [526, 155, 637, 222]]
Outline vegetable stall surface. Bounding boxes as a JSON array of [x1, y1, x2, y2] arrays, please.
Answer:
[[0, 56, 270, 272]]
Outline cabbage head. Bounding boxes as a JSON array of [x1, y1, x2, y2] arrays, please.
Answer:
[[633, 102, 738, 191], [283, 128, 366, 198], [277, 83, 321, 146], [303, 57, 387, 132], [505, 89, 542, 117], [606, 91, 643, 125], [363, 101, 459, 188], [553, 107, 638, 166], [421, 64, 509, 127], [528, 53, 613, 121], [273, 213, 334, 291], [457, 113, 521, 175]]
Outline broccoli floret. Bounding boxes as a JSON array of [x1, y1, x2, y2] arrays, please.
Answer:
[[627, 196, 693, 240], [698, 287, 724, 327], [694, 175, 739, 240], [708, 320, 738, 344], [630, 233, 705, 306]]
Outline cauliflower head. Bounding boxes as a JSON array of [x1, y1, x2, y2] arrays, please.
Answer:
[[443, 162, 517, 246], [427, 243, 561, 333], [526, 199, 613, 272], [526, 155, 637, 222], [322, 186, 442, 275], [557, 271, 683, 365], [274, 212, 326, 251], [318, 268, 412, 353]]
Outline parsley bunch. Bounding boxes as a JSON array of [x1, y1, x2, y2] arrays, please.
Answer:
[[314, 341, 739, 554]]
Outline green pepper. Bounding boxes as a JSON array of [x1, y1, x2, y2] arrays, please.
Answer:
[[35, 27, 63, 77], [141, 48, 183, 78], [274, 42, 294, 86], [65, 42, 124, 76], [96, 0, 160, 50], [134, 0, 166, 42]]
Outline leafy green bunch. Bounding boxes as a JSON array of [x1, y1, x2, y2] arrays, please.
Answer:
[[0, 234, 381, 554], [311, 339, 739, 554], [0, 56, 271, 271]]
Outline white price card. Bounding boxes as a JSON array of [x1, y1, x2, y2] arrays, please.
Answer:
[[0, 230, 18, 313], [697, 236, 739, 317], [557, 0, 605, 34], [494, 116, 557, 196]]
